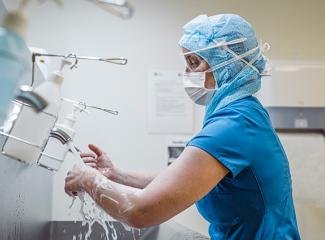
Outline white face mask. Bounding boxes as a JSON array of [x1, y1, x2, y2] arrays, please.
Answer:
[[182, 71, 216, 106]]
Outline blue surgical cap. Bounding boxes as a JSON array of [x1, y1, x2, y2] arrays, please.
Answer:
[[179, 14, 267, 122]]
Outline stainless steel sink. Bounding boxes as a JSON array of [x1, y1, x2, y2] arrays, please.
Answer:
[[49, 221, 209, 240]]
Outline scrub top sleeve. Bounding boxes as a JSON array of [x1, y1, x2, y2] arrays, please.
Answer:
[[187, 116, 251, 178]]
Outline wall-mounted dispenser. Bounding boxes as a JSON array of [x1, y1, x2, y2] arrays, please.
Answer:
[[38, 103, 85, 171], [256, 60, 325, 133], [38, 97, 119, 171], [0, 0, 64, 127], [1, 59, 72, 163], [0, 49, 125, 167]]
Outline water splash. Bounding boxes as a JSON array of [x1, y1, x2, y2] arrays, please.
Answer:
[[67, 142, 84, 165], [67, 141, 137, 240], [69, 196, 77, 209]]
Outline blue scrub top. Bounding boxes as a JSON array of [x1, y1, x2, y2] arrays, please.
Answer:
[[188, 96, 300, 240]]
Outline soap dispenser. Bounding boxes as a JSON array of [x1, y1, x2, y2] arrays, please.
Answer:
[[0, 0, 64, 126], [38, 103, 82, 171], [0, 8, 28, 126], [2, 59, 71, 163]]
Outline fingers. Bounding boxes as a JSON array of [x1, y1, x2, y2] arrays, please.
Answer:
[[64, 166, 84, 196], [80, 152, 96, 158], [88, 144, 103, 157], [83, 157, 96, 163], [65, 188, 74, 197], [65, 172, 74, 188], [65, 178, 81, 197], [86, 162, 97, 168], [64, 181, 74, 196], [82, 157, 98, 168]]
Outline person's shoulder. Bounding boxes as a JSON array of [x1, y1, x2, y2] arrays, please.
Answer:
[[203, 96, 267, 133], [229, 96, 264, 111], [194, 106, 251, 155], [216, 96, 269, 124], [204, 100, 249, 127], [203, 109, 247, 138]]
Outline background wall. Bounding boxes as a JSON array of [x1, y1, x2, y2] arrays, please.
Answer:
[[3, 0, 325, 237]]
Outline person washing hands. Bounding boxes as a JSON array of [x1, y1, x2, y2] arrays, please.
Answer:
[[65, 14, 300, 239]]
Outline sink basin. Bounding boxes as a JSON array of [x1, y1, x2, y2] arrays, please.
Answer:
[[49, 220, 209, 240]]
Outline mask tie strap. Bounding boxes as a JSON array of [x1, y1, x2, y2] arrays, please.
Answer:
[[222, 45, 260, 74], [209, 39, 271, 76], [207, 45, 260, 73], [259, 41, 271, 76], [181, 37, 247, 56], [231, 40, 271, 77]]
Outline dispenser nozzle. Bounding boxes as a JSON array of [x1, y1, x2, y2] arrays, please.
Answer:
[[60, 59, 73, 72]]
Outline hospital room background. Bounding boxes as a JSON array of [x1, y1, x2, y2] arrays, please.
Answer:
[[0, 0, 324, 239]]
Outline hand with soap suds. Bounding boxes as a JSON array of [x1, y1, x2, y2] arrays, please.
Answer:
[[80, 144, 116, 180], [64, 163, 99, 196]]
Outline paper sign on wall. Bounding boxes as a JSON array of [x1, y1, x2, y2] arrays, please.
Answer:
[[147, 70, 194, 134], [167, 140, 187, 166]]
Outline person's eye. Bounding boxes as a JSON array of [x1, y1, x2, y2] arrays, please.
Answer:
[[189, 58, 199, 69]]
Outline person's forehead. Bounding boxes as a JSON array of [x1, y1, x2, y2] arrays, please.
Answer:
[[182, 47, 190, 54]]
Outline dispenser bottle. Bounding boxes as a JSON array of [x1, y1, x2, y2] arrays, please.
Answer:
[[2, 59, 71, 163], [38, 104, 80, 171], [0, 9, 28, 126]]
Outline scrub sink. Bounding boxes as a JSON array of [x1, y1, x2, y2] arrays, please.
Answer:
[[49, 220, 209, 240]]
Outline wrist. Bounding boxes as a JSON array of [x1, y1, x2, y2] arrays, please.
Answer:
[[103, 167, 120, 181], [81, 168, 97, 193]]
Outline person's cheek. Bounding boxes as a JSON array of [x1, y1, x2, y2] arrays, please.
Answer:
[[205, 72, 216, 89]]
